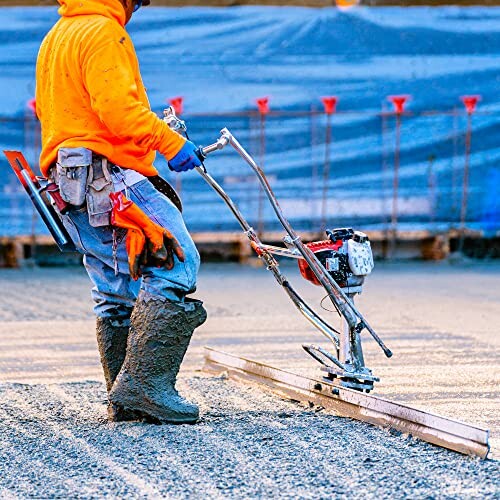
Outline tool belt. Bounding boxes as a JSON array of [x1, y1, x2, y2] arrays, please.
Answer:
[[50, 148, 183, 227], [50, 148, 114, 227], [147, 175, 182, 213]]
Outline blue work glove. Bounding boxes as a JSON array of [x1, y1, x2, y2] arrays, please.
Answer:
[[168, 140, 202, 172]]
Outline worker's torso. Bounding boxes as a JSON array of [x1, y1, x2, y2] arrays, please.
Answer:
[[36, 13, 154, 176]]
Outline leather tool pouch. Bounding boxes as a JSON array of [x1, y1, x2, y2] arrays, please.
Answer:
[[86, 157, 114, 227], [56, 147, 91, 207]]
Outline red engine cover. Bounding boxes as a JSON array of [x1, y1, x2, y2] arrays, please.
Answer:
[[298, 239, 343, 286]]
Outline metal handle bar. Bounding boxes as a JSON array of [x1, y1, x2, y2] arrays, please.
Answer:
[[200, 133, 231, 157], [162, 108, 392, 359], [199, 129, 392, 358], [193, 155, 341, 349]]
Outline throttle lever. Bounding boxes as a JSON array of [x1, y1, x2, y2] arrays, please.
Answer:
[[163, 106, 186, 132]]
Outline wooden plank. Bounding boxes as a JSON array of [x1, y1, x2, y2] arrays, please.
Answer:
[[0, 228, 489, 267], [203, 348, 490, 459]]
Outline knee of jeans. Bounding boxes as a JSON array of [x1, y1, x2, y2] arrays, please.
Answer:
[[141, 243, 200, 298], [93, 301, 134, 320]]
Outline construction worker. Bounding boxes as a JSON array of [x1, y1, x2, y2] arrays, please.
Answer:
[[35, 0, 207, 424]]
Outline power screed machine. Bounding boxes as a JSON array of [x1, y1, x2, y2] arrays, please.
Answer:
[[164, 108, 392, 393]]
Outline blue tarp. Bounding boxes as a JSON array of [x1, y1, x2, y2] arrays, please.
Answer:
[[0, 6, 499, 235]]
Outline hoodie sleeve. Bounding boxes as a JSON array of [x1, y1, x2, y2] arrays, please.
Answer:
[[81, 38, 185, 160]]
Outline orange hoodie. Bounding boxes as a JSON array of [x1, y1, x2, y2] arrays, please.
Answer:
[[36, 0, 185, 177]]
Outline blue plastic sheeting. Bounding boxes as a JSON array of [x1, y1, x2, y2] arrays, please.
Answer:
[[0, 6, 499, 236]]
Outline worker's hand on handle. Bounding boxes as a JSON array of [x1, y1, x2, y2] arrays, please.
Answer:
[[168, 140, 203, 172]]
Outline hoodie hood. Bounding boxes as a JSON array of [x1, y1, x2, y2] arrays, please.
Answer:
[[58, 0, 126, 27]]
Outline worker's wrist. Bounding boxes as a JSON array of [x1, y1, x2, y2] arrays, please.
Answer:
[[162, 129, 186, 161], [168, 140, 202, 173]]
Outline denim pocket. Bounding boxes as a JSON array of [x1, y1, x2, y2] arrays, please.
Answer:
[[62, 211, 87, 254], [128, 181, 164, 226]]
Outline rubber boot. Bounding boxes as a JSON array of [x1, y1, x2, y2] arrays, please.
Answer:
[[109, 292, 207, 424], [95, 317, 139, 422]]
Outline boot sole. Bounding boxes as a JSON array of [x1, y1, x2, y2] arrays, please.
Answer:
[[108, 404, 142, 423], [139, 411, 199, 425], [112, 392, 199, 425]]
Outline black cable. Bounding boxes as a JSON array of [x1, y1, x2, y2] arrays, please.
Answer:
[[320, 294, 342, 315], [185, 130, 208, 173]]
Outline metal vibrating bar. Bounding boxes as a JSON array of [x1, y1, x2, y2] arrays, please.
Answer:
[[203, 348, 490, 459]]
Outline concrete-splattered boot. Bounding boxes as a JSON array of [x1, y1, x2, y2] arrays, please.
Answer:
[[95, 317, 139, 422], [109, 293, 207, 424]]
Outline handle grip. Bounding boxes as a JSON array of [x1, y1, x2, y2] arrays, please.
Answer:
[[200, 130, 231, 158]]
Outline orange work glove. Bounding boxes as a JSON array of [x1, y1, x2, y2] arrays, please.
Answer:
[[110, 192, 185, 280]]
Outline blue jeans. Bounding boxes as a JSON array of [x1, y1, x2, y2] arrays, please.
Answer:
[[61, 179, 200, 319]]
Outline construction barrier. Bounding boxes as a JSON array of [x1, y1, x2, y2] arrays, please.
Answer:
[[2, 102, 498, 237], [0, 6, 498, 260]]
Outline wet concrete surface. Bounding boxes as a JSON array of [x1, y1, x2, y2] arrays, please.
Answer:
[[0, 260, 499, 497]]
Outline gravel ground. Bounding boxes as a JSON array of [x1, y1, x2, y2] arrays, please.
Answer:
[[0, 377, 498, 499], [0, 261, 499, 497]]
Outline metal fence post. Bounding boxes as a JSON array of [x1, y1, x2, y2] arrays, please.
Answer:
[[451, 106, 460, 223], [255, 97, 269, 237], [168, 97, 185, 198], [387, 95, 410, 259], [457, 95, 481, 254], [380, 103, 390, 258], [310, 105, 318, 231], [26, 99, 40, 263], [320, 97, 337, 232]]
